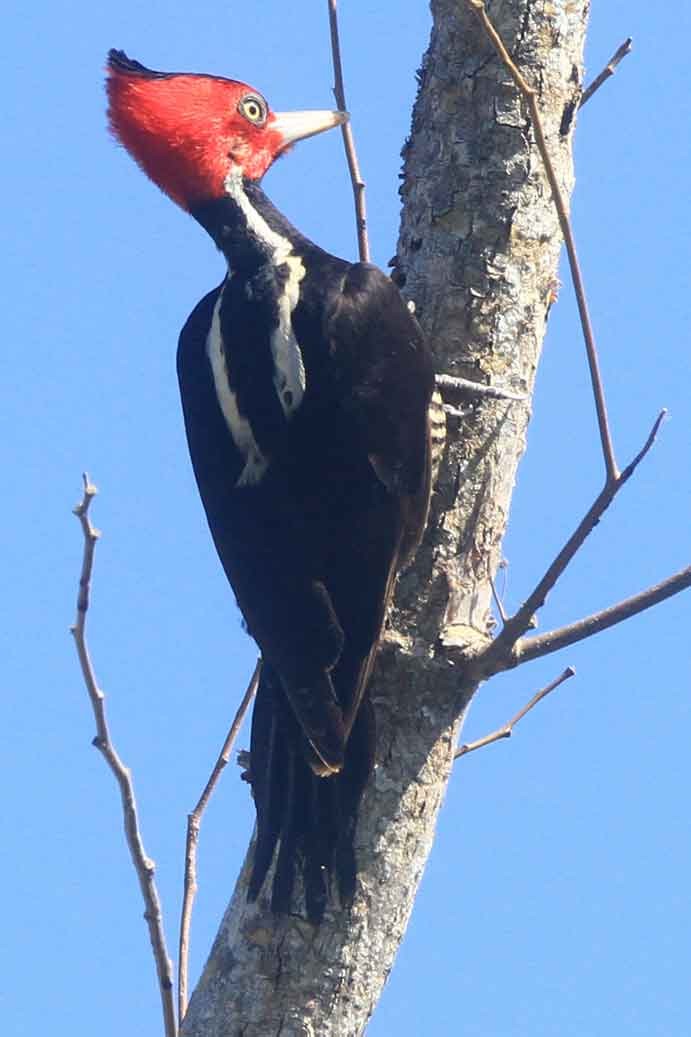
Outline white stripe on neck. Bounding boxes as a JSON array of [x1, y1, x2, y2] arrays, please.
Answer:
[[206, 289, 268, 487], [224, 164, 295, 258], [224, 165, 306, 419]]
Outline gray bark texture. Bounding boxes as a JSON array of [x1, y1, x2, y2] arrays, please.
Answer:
[[180, 2, 590, 1034]]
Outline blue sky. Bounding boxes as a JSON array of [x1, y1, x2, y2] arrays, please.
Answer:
[[3, 3, 689, 1034]]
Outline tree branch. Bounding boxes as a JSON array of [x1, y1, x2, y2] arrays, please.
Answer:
[[479, 410, 668, 674], [178, 662, 259, 1023], [515, 566, 691, 666], [580, 38, 633, 108], [455, 667, 575, 759], [466, 0, 618, 482], [452, 9, 690, 684], [327, 0, 370, 262], [71, 475, 177, 1037]]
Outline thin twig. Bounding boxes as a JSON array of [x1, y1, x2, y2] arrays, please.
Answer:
[[327, 0, 370, 262], [480, 411, 667, 673], [516, 566, 691, 666], [71, 475, 177, 1037], [455, 667, 575, 759], [490, 569, 508, 624], [619, 409, 667, 478], [436, 372, 527, 403], [465, 0, 618, 482], [580, 38, 632, 108], [178, 662, 260, 1023]]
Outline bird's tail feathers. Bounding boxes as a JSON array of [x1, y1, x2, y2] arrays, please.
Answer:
[[247, 663, 375, 923]]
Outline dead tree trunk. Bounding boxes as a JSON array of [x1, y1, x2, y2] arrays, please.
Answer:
[[180, 3, 590, 1033]]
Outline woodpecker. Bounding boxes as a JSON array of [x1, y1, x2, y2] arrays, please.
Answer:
[[106, 49, 435, 922]]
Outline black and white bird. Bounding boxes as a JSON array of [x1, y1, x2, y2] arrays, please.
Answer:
[[106, 49, 435, 922]]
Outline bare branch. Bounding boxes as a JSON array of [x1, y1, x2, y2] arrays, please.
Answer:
[[456, 7, 682, 683], [465, 0, 618, 481], [479, 411, 667, 672], [619, 409, 667, 480], [178, 662, 260, 1023], [455, 667, 575, 759], [71, 475, 177, 1037], [436, 372, 527, 402], [580, 38, 633, 108], [327, 0, 370, 262], [515, 566, 691, 666]]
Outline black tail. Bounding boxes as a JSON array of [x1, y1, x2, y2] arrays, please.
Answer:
[[247, 663, 375, 923]]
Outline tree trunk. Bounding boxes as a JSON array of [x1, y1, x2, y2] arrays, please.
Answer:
[[180, 2, 590, 1033]]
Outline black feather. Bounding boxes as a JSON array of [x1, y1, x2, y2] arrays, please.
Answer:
[[107, 49, 171, 79]]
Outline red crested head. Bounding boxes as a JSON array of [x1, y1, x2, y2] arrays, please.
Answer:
[[106, 50, 347, 210]]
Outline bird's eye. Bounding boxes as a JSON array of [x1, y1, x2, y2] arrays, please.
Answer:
[[238, 95, 267, 126]]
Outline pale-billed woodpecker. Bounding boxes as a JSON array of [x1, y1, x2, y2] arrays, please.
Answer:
[[106, 49, 435, 922]]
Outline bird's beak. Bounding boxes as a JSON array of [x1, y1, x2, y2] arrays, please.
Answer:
[[271, 109, 348, 149]]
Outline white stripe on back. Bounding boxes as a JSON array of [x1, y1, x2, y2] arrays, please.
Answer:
[[206, 289, 268, 486]]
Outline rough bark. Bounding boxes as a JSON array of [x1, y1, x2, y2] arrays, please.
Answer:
[[180, 2, 590, 1034]]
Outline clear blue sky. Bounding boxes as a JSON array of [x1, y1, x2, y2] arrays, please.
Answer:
[[3, 3, 689, 1034]]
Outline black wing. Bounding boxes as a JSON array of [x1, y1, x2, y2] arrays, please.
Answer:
[[248, 262, 434, 918], [321, 262, 434, 729]]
